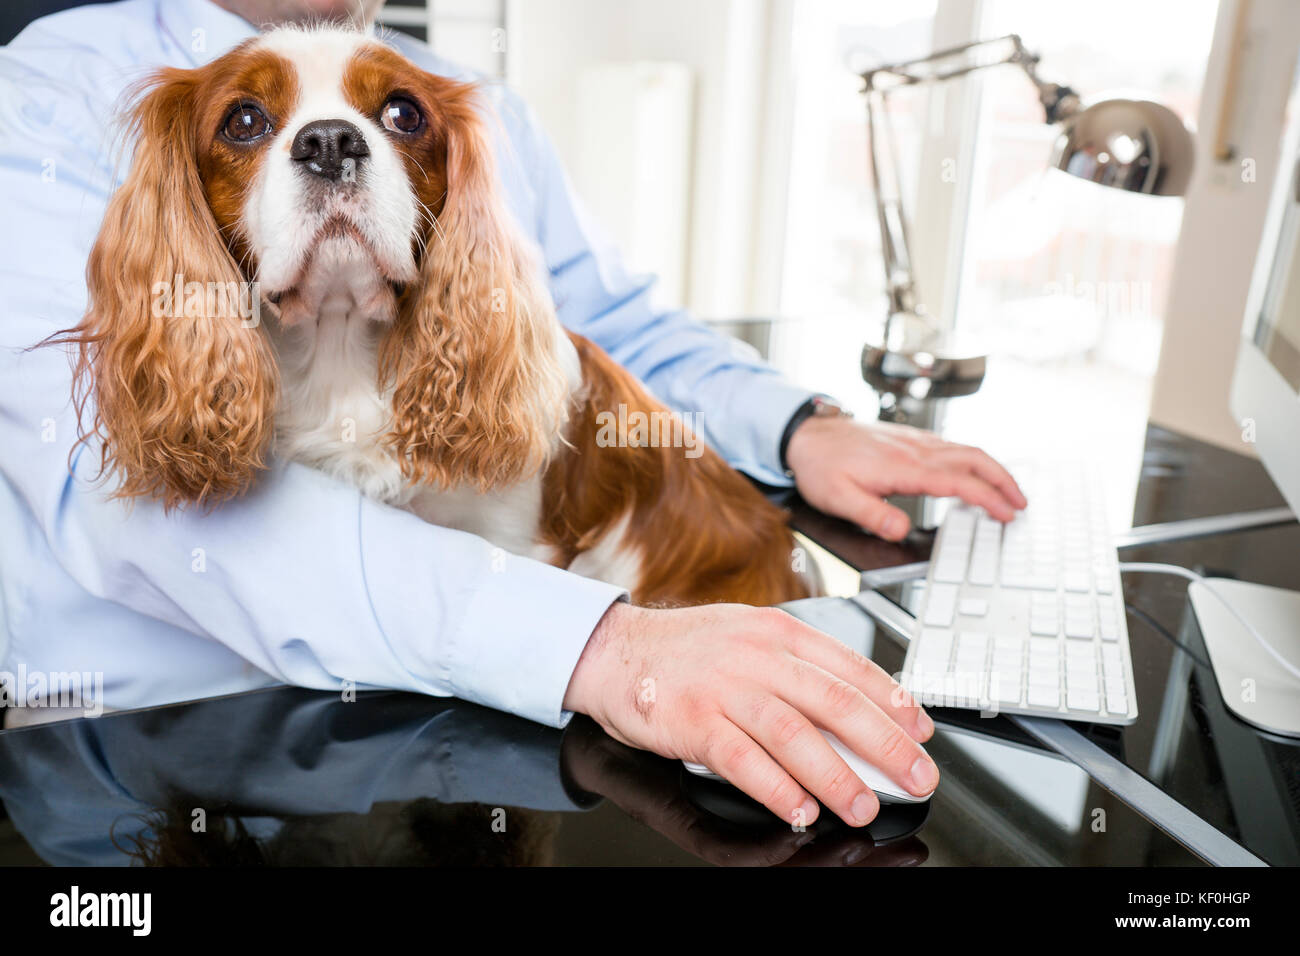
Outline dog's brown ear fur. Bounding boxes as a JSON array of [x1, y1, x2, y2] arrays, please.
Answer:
[[380, 76, 569, 492], [65, 69, 278, 510]]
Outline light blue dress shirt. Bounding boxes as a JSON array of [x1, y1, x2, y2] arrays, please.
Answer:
[[0, 0, 813, 728], [0, 690, 590, 866]]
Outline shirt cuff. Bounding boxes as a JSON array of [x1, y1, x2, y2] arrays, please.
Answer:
[[691, 369, 816, 487], [358, 495, 628, 729], [449, 556, 628, 729]]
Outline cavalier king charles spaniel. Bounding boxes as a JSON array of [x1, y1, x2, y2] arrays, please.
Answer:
[[65, 25, 812, 607]]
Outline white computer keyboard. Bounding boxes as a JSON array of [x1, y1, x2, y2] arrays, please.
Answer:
[[901, 463, 1138, 725]]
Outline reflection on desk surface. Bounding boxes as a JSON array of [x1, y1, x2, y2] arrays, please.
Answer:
[[887, 568, 1300, 866], [0, 657, 1201, 867], [0, 425, 1289, 867], [828, 423, 1300, 867]]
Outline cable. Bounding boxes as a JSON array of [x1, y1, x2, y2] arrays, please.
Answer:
[[1123, 600, 1211, 666], [1118, 562, 1300, 681]]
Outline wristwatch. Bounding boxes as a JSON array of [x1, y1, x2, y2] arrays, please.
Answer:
[[778, 395, 854, 478]]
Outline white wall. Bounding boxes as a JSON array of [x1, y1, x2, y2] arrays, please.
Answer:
[[504, 0, 788, 321]]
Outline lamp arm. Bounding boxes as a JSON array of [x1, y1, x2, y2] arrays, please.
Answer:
[[861, 34, 1080, 342], [861, 33, 1080, 122], [865, 91, 918, 332]]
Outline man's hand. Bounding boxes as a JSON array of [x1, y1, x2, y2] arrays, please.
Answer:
[[561, 715, 927, 866], [563, 601, 938, 828], [785, 415, 1027, 541]]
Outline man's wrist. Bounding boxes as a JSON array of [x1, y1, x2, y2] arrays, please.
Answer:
[[562, 597, 636, 724], [778, 395, 853, 478]]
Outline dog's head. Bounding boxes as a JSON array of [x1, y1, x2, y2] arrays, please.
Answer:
[[71, 25, 568, 509]]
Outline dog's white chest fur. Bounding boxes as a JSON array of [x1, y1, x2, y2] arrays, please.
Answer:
[[407, 479, 554, 563], [271, 298, 408, 505], [270, 302, 590, 571]]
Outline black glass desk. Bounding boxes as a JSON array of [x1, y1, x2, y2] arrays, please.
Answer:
[[0, 425, 1294, 866], [786, 423, 1300, 867]]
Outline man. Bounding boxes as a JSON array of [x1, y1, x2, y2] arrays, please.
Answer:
[[0, 0, 1025, 827]]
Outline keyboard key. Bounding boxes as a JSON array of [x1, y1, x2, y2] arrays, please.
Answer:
[[915, 627, 953, 663], [1064, 570, 1091, 592], [911, 461, 1132, 723], [933, 560, 967, 584], [1067, 689, 1101, 713], [915, 673, 947, 702], [1027, 675, 1058, 696], [990, 675, 1023, 705], [1029, 637, 1061, 657], [1029, 615, 1060, 636], [924, 584, 959, 626], [950, 671, 985, 705], [993, 642, 1024, 665], [1028, 685, 1060, 709], [1066, 672, 1099, 695], [967, 559, 997, 587], [1064, 615, 1095, 639], [1027, 670, 1059, 691]]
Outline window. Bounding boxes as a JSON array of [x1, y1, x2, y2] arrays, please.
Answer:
[[774, 0, 1219, 527], [772, 0, 941, 407], [942, 0, 1218, 527]]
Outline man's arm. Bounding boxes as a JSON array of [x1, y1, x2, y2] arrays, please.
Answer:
[[0, 58, 624, 728]]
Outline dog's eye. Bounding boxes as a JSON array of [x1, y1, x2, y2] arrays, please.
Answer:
[[223, 104, 272, 143], [381, 97, 422, 134]]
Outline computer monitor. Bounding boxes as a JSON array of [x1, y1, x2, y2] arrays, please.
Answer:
[[1231, 86, 1300, 513], [1204, 54, 1300, 739]]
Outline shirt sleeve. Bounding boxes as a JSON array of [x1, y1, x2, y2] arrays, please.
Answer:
[[495, 93, 815, 487], [0, 49, 625, 729]]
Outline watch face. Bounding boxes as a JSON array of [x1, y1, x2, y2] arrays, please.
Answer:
[[812, 400, 850, 418]]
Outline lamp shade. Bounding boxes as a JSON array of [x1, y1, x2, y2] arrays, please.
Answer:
[[1050, 97, 1195, 196]]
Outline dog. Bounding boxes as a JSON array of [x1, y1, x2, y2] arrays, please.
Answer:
[[63, 25, 811, 608]]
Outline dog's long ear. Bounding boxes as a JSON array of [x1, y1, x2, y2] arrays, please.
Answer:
[[380, 79, 570, 492], [66, 69, 277, 511]]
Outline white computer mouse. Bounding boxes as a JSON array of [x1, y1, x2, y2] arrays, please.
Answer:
[[682, 729, 932, 804]]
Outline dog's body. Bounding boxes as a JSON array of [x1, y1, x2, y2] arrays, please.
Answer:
[[66, 25, 810, 607]]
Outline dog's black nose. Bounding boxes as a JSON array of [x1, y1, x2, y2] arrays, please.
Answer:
[[290, 119, 369, 182]]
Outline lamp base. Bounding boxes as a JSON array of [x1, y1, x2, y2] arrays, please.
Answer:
[[860, 311, 987, 398]]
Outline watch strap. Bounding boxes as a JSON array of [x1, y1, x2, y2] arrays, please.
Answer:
[[778, 395, 850, 477]]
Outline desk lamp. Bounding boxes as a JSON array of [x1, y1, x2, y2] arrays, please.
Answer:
[[859, 33, 1195, 399]]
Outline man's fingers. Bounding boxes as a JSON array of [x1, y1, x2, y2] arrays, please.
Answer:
[[698, 719, 819, 828], [784, 623, 933, 742], [776, 658, 939, 800], [939, 446, 1027, 511], [900, 466, 1016, 522], [841, 486, 912, 541], [725, 695, 881, 827]]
